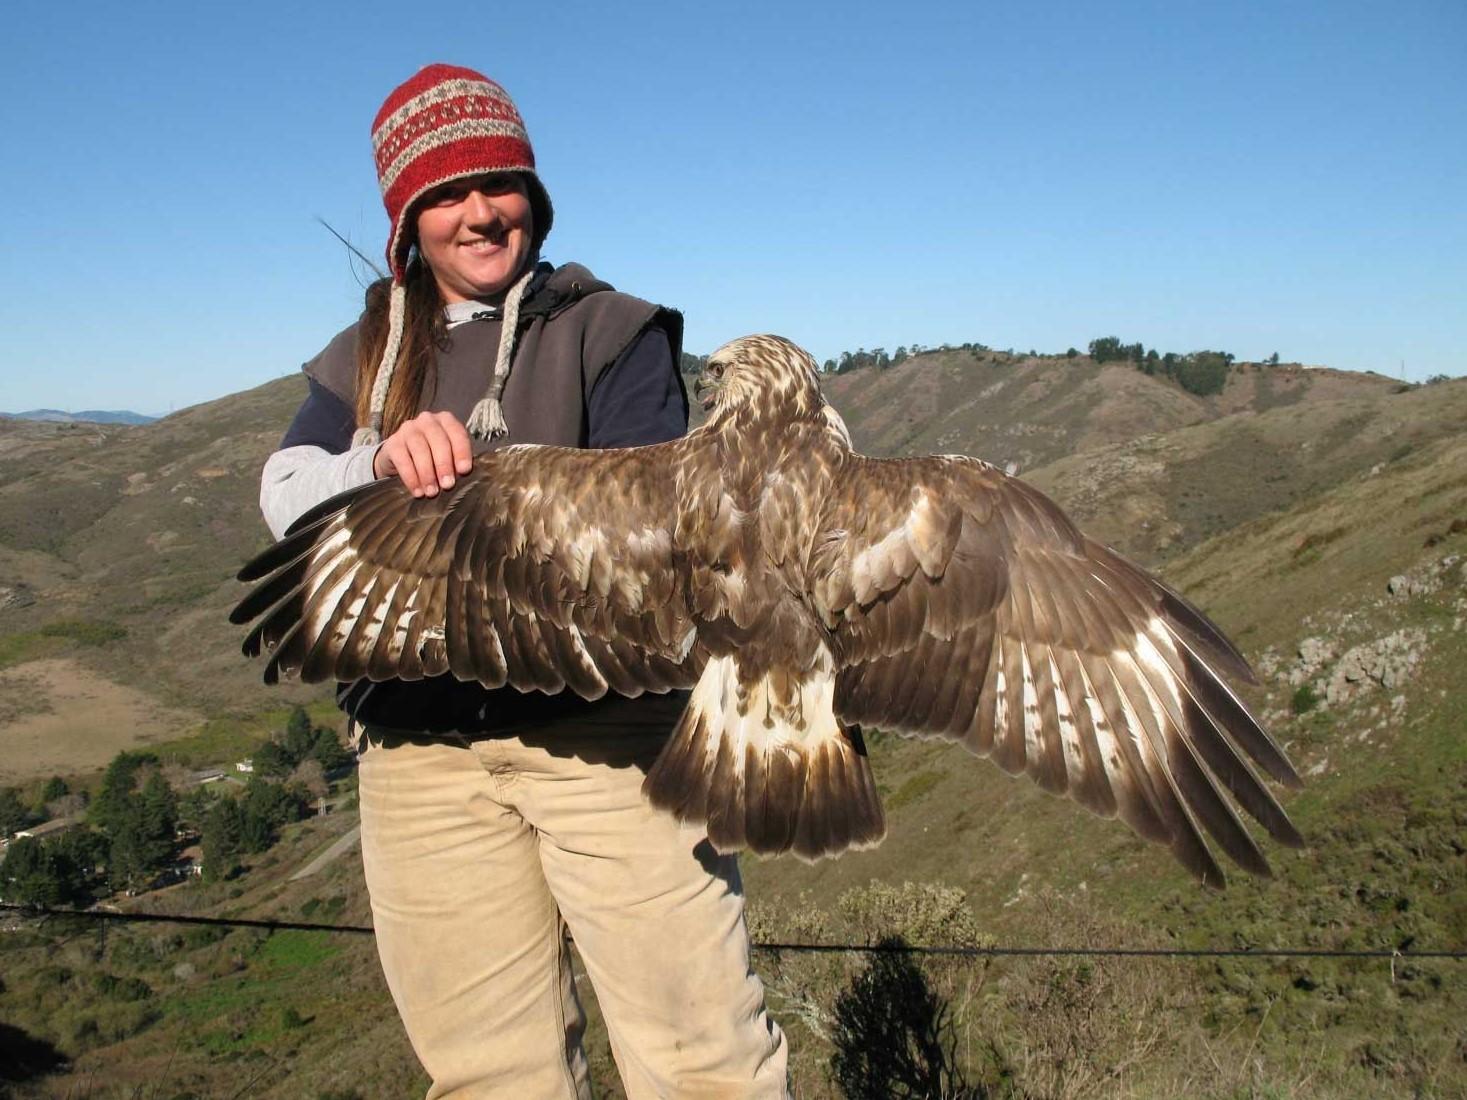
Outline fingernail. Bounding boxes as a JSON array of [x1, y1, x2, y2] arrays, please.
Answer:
[[412, 489, 423, 498], [440, 475, 454, 489]]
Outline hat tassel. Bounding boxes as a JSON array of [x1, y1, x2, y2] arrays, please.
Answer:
[[352, 282, 407, 448], [466, 264, 535, 441]]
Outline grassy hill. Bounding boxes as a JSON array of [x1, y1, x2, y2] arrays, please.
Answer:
[[819, 350, 1401, 473], [1, 355, 1464, 1097], [0, 377, 318, 719]]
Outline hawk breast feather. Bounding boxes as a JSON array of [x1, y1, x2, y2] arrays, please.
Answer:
[[233, 334, 1302, 885]]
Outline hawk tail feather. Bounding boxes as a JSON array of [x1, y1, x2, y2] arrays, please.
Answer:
[[643, 656, 886, 861]]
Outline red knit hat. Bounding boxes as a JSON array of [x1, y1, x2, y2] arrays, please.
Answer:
[[371, 63, 553, 281]]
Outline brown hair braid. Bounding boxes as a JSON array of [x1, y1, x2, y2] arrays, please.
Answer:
[[353, 261, 446, 439]]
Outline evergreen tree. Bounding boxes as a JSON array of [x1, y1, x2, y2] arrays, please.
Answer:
[[177, 786, 214, 833], [308, 727, 353, 772], [201, 797, 245, 882], [0, 787, 30, 837], [89, 752, 157, 835], [54, 829, 107, 888], [138, 773, 178, 863], [252, 740, 293, 777], [107, 809, 150, 891], [241, 779, 308, 853], [0, 836, 89, 906], [40, 777, 68, 802], [284, 706, 315, 762]]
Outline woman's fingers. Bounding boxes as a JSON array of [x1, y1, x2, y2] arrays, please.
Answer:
[[399, 429, 439, 496], [372, 412, 474, 497], [441, 412, 474, 476]]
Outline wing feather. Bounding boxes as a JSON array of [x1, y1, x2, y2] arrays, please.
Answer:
[[233, 441, 702, 698], [820, 453, 1300, 885]]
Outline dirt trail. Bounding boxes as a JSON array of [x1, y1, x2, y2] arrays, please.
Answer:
[[0, 658, 203, 783], [290, 824, 362, 881]]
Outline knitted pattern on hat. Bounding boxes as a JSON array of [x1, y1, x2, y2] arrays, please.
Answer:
[[372, 63, 553, 282]]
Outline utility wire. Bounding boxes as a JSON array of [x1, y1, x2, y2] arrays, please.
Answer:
[[4, 903, 1464, 961]]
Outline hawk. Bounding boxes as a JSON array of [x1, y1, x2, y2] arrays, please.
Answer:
[[232, 335, 1302, 885]]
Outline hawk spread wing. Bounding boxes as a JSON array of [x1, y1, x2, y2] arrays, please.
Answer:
[[811, 454, 1302, 887], [233, 442, 700, 699], [233, 334, 1302, 884]]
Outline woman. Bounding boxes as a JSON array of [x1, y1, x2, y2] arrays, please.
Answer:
[[261, 64, 788, 1099]]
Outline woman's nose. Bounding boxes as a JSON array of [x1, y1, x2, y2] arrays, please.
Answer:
[[460, 188, 495, 224]]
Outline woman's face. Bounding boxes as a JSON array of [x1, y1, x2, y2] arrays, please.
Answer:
[[414, 173, 534, 303]]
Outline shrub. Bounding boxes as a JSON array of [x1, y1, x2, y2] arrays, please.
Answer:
[[838, 880, 988, 949], [1291, 683, 1320, 715]]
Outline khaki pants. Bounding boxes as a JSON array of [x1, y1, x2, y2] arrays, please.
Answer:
[[358, 702, 789, 1100]]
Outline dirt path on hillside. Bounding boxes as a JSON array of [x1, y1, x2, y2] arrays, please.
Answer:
[[290, 824, 362, 881], [0, 658, 203, 784]]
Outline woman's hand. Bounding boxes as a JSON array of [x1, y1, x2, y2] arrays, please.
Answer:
[[372, 411, 474, 497]]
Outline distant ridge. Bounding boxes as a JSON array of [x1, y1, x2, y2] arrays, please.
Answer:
[[0, 408, 157, 425]]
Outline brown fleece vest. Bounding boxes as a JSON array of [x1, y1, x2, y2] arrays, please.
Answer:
[[302, 263, 682, 450]]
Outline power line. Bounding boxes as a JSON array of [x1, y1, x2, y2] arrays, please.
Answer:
[[4, 903, 1464, 961], [3, 903, 373, 936]]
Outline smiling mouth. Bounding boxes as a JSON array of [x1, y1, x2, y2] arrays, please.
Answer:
[[461, 223, 510, 251]]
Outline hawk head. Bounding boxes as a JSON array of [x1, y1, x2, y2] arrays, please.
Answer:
[[696, 334, 826, 422]]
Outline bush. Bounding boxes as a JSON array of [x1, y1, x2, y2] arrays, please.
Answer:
[[839, 881, 988, 949], [92, 972, 153, 1002], [1291, 683, 1320, 715]]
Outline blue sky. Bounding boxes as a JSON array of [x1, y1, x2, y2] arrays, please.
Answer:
[[1, 0, 1462, 413]]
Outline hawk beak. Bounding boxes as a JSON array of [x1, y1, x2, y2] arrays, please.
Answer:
[[694, 374, 718, 411]]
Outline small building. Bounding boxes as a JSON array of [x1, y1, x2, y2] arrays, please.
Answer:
[[235, 759, 254, 774], [189, 769, 226, 786]]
